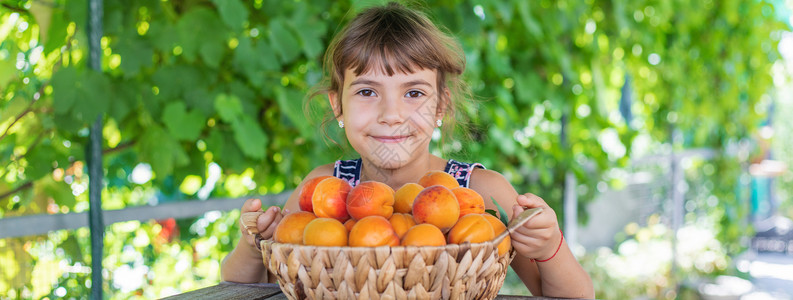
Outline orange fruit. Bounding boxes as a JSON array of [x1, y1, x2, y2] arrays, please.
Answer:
[[447, 214, 495, 244], [273, 211, 317, 244], [347, 181, 395, 220], [394, 183, 423, 214], [302, 218, 348, 246], [389, 213, 416, 239], [401, 224, 447, 246], [298, 176, 333, 213], [348, 216, 400, 247], [311, 177, 352, 222], [412, 185, 460, 232]]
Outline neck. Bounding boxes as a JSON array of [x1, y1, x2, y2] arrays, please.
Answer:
[[359, 153, 446, 190]]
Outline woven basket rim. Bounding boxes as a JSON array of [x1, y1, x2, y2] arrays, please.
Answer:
[[261, 239, 500, 251]]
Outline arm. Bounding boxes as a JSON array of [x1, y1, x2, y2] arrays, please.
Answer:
[[220, 163, 335, 283], [469, 169, 594, 298]]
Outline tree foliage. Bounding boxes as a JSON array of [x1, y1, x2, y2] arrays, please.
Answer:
[[0, 0, 787, 298]]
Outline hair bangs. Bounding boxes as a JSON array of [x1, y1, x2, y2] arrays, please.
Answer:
[[342, 16, 441, 77]]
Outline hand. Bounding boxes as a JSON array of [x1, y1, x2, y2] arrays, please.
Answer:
[[239, 198, 285, 257], [510, 193, 562, 261]]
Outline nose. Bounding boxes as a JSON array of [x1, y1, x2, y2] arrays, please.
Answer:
[[378, 93, 406, 126]]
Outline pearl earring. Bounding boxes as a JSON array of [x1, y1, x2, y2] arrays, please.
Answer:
[[338, 120, 344, 128], [436, 119, 442, 127]]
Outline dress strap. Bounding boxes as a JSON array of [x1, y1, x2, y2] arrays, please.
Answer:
[[333, 158, 362, 187], [444, 159, 485, 188]]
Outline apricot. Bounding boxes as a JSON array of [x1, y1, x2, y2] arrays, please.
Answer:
[[302, 218, 348, 246], [298, 176, 333, 213], [401, 224, 447, 246], [412, 185, 460, 232], [311, 177, 352, 222], [344, 219, 357, 231], [348, 216, 400, 247], [447, 214, 495, 244], [393, 183, 423, 214], [418, 171, 460, 190], [273, 211, 317, 244], [451, 187, 485, 217], [482, 214, 511, 256], [388, 213, 416, 238], [346, 181, 395, 220]]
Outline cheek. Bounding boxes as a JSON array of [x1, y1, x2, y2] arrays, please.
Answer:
[[408, 105, 438, 134]]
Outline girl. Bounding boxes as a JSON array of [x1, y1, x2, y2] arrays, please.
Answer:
[[222, 2, 594, 298]]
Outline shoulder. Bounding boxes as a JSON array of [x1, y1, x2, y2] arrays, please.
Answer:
[[467, 168, 519, 219], [305, 163, 335, 178]]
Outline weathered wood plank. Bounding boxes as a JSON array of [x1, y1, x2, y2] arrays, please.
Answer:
[[161, 282, 283, 300], [0, 192, 291, 239], [163, 282, 589, 299]]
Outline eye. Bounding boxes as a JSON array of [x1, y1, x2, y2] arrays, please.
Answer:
[[406, 90, 425, 98], [356, 89, 376, 97]]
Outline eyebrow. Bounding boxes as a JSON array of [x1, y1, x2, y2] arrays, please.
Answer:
[[349, 79, 433, 88]]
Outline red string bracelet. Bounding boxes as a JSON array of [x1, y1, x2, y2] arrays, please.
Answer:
[[533, 228, 564, 263]]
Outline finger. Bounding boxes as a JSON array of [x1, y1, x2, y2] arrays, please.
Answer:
[[260, 213, 284, 239], [257, 206, 281, 230], [516, 193, 547, 208], [242, 198, 262, 213], [512, 204, 524, 220]]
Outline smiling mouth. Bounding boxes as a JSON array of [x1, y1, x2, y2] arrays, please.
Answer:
[[371, 135, 411, 143]]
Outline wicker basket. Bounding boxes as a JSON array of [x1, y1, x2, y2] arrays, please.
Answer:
[[261, 239, 512, 300], [254, 208, 542, 300]]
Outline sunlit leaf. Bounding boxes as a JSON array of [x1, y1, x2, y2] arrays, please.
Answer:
[[162, 102, 205, 141], [212, 0, 248, 32], [268, 18, 300, 64]]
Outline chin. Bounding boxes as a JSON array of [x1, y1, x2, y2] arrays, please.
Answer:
[[369, 156, 408, 170]]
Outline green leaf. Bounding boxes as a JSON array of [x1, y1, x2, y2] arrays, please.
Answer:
[[491, 197, 509, 226], [42, 176, 75, 208], [233, 37, 279, 85], [147, 19, 178, 52], [268, 18, 300, 64], [162, 102, 205, 141], [138, 125, 189, 178], [72, 70, 111, 123], [177, 8, 227, 65], [214, 94, 243, 122], [41, 5, 68, 54], [231, 116, 267, 160], [290, 19, 324, 59], [254, 39, 281, 72], [64, 0, 87, 31], [206, 129, 246, 171], [117, 35, 154, 77], [275, 87, 309, 134], [25, 143, 56, 180], [51, 67, 79, 115], [212, 0, 248, 32], [0, 95, 28, 125], [109, 81, 135, 121]]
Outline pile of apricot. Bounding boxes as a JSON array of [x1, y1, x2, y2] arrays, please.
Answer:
[[273, 171, 511, 256]]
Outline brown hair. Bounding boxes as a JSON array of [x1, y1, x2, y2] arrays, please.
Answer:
[[307, 2, 472, 152]]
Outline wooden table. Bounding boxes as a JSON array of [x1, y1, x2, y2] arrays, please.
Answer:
[[163, 282, 575, 299]]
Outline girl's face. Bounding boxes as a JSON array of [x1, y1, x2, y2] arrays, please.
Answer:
[[330, 67, 443, 170]]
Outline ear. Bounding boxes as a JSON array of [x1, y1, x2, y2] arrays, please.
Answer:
[[328, 91, 342, 120], [435, 88, 451, 121]]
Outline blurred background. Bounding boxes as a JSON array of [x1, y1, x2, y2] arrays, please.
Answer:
[[1, 0, 793, 299]]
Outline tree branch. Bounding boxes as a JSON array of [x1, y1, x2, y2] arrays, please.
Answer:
[[103, 140, 136, 155], [0, 130, 49, 179], [0, 83, 48, 142], [0, 27, 75, 143], [0, 181, 33, 202]]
